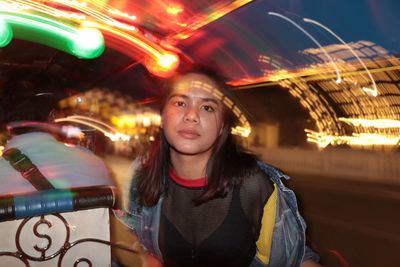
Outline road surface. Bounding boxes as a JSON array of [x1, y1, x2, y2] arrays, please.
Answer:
[[286, 173, 400, 267]]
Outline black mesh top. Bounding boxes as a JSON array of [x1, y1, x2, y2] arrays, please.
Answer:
[[159, 167, 274, 267]]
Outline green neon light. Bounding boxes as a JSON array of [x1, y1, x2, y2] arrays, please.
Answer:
[[0, 11, 105, 59], [0, 17, 12, 47]]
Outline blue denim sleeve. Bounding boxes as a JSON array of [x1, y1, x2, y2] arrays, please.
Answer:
[[304, 245, 320, 262]]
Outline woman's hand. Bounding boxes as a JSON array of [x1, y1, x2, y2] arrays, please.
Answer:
[[141, 253, 163, 267]]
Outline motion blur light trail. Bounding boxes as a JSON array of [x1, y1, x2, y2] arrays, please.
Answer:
[[327, 249, 350, 267], [268, 12, 342, 84], [55, 115, 131, 142], [82, 20, 179, 78], [170, 0, 254, 41], [306, 130, 400, 148], [0, 10, 105, 58], [0, 0, 180, 77], [338, 118, 400, 129], [303, 17, 378, 97], [0, 16, 12, 47]]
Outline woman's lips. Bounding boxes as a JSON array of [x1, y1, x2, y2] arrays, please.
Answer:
[[178, 129, 200, 139]]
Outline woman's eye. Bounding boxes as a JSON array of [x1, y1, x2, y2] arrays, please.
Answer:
[[202, 105, 215, 112], [173, 101, 186, 107]]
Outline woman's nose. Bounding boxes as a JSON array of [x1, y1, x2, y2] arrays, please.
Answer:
[[184, 107, 199, 123]]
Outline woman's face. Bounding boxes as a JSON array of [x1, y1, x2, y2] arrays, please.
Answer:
[[162, 73, 225, 158]]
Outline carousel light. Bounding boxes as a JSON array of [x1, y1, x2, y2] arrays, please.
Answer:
[[55, 116, 131, 142], [144, 52, 180, 78], [0, 16, 12, 47], [0, 11, 105, 59], [231, 125, 251, 138], [107, 8, 137, 21], [83, 20, 180, 78], [4, 0, 179, 77], [306, 129, 400, 147], [171, 0, 253, 40], [166, 5, 183, 16], [304, 17, 378, 96], [0, 0, 87, 20], [268, 12, 342, 84], [70, 27, 104, 59], [339, 118, 400, 128]]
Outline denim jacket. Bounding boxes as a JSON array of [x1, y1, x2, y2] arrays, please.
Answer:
[[120, 161, 318, 267]]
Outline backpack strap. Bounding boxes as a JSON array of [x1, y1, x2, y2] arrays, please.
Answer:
[[3, 148, 55, 191]]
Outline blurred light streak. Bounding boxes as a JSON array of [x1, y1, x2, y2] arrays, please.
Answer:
[[188, 34, 251, 79], [55, 116, 131, 142], [170, 0, 253, 41], [144, 51, 180, 78], [0, 1, 29, 11], [83, 20, 179, 77], [0, 10, 105, 59], [66, 115, 120, 133], [166, 4, 183, 16], [327, 249, 351, 267], [46, 0, 137, 31], [60, 125, 84, 139], [0, 146, 4, 157], [5, 0, 87, 20], [231, 125, 251, 138], [306, 129, 400, 148], [51, 0, 113, 24], [268, 12, 342, 84], [303, 17, 378, 96], [4, 0, 48, 12], [5, 0, 179, 77], [230, 63, 400, 88], [107, 8, 137, 21], [0, 16, 12, 47], [339, 118, 400, 128], [5, 121, 84, 139], [111, 113, 161, 128]]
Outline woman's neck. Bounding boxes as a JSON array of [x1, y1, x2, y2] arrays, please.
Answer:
[[169, 150, 210, 179]]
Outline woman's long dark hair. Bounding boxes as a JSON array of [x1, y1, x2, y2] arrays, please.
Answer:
[[136, 65, 258, 206]]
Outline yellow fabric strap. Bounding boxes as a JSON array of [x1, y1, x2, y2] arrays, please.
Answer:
[[256, 183, 278, 265]]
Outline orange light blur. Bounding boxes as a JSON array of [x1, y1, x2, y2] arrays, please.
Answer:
[[4, 0, 180, 78], [166, 5, 183, 16], [306, 129, 400, 148], [83, 20, 179, 77], [144, 52, 180, 78], [56, 115, 131, 142], [107, 8, 137, 21], [170, 0, 253, 41]]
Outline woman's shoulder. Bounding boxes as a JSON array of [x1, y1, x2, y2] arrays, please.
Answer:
[[241, 165, 274, 200], [238, 165, 275, 224]]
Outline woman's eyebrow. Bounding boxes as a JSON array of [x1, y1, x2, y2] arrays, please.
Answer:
[[169, 94, 220, 105], [201, 98, 220, 106], [168, 93, 188, 100]]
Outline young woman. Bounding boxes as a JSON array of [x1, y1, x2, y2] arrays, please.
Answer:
[[122, 66, 321, 267]]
